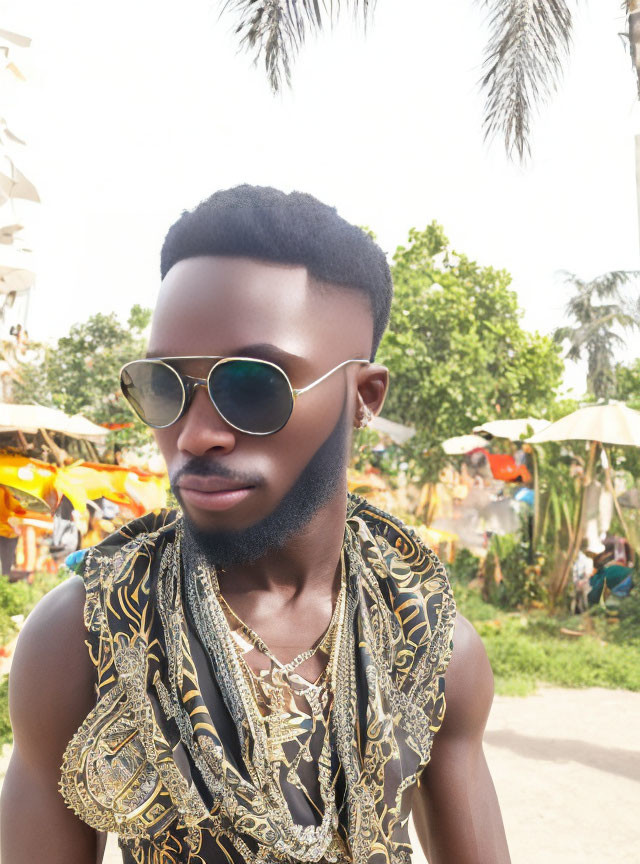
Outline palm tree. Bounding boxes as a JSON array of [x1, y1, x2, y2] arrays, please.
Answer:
[[221, 1, 637, 160], [554, 270, 640, 400]]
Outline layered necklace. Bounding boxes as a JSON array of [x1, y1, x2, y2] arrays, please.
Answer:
[[213, 563, 346, 761], [185, 538, 350, 862]]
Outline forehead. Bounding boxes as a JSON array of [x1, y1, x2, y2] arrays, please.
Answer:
[[148, 256, 373, 362]]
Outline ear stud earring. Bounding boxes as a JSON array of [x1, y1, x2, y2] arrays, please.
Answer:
[[356, 406, 373, 429]]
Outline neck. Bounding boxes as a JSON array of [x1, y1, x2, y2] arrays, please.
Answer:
[[219, 487, 348, 599]]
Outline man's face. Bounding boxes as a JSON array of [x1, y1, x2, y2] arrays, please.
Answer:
[[147, 256, 380, 542]]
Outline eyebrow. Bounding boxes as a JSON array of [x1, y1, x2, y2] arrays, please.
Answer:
[[145, 343, 307, 368]]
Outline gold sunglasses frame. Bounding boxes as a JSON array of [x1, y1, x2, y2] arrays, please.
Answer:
[[120, 356, 370, 436]]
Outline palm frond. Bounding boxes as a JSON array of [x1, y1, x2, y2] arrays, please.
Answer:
[[563, 270, 639, 319], [222, 0, 375, 93], [479, 0, 574, 160], [626, 0, 640, 97], [588, 269, 640, 297]]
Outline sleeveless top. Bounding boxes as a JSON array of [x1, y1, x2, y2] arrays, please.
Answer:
[[59, 495, 456, 864]]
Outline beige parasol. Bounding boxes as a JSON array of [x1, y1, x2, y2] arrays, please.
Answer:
[[0, 160, 40, 205], [0, 403, 107, 443], [474, 417, 550, 440], [527, 402, 640, 599], [527, 402, 640, 448], [369, 415, 416, 445], [441, 434, 487, 455], [0, 265, 34, 294], [0, 29, 32, 49], [0, 224, 23, 245]]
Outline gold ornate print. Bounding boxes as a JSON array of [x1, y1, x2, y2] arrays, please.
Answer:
[[59, 496, 455, 864]]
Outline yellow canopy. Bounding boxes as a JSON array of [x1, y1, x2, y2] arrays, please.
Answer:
[[0, 454, 167, 517]]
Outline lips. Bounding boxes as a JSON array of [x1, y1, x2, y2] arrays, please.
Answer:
[[178, 475, 253, 494], [177, 475, 256, 512]]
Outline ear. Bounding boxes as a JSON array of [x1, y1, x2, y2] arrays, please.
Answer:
[[354, 363, 389, 424]]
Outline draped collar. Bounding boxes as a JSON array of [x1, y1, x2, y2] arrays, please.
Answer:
[[60, 496, 455, 864]]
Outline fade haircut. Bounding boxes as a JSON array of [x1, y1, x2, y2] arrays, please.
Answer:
[[160, 185, 393, 359]]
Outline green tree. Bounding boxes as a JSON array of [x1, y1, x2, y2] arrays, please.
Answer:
[[14, 305, 152, 448], [377, 222, 564, 479], [615, 357, 640, 409], [554, 271, 640, 401], [222, 1, 637, 160], [611, 357, 640, 480]]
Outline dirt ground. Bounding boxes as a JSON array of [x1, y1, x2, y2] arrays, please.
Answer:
[[2, 686, 638, 863]]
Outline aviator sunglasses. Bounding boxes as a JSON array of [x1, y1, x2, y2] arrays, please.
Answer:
[[120, 356, 370, 436]]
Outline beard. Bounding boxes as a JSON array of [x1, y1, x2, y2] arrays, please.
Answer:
[[176, 400, 350, 569]]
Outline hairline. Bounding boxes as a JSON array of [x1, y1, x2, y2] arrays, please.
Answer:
[[161, 253, 377, 359]]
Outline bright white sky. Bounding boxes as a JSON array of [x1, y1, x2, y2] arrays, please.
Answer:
[[3, 0, 640, 396]]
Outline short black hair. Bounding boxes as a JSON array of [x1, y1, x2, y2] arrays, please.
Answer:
[[160, 185, 393, 359]]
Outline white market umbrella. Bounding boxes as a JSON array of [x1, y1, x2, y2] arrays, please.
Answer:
[[527, 402, 640, 598], [441, 434, 487, 455], [475, 419, 550, 550], [474, 418, 550, 440], [369, 415, 416, 445], [0, 403, 107, 443], [0, 265, 34, 294], [527, 402, 640, 448], [0, 118, 26, 146], [0, 29, 31, 48], [0, 160, 40, 205], [0, 224, 23, 245]]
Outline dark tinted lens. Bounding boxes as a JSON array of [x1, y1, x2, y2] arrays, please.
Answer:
[[209, 360, 293, 434], [120, 361, 184, 427]]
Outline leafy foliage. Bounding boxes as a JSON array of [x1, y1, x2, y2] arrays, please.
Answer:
[[447, 547, 481, 585], [14, 305, 153, 449], [485, 531, 548, 609], [223, 0, 375, 92], [0, 568, 74, 746], [479, 0, 574, 160], [554, 270, 640, 400], [0, 677, 10, 745], [455, 582, 640, 695], [615, 356, 640, 410], [377, 222, 564, 480], [0, 570, 69, 648], [222, 1, 636, 160]]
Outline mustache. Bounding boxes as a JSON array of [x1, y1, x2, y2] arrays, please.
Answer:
[[171, 458, 264, 489]]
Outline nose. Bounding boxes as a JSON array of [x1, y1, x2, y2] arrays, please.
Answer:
[[175, 384, 237, 456]]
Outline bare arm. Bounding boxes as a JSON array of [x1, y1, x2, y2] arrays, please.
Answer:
[[412, 614, 510, 864], [0, 575, 106, 863]]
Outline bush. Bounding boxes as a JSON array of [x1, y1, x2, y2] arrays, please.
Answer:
[[448, 548, 480, 585], [0, 677, 10, 745], [611, 588, 640, 646], [485, 533, 547, 610], [0, 569, 70, 747], [0, 578, 33, 619], [452, 582, 502, 621], [478, 616, 640, 692], [0, 570, 69, 650], [455, 581, 640, 695]]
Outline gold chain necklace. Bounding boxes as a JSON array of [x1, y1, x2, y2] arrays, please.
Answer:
[[213, 557, 346, 692], [185, 531, 348, 861]]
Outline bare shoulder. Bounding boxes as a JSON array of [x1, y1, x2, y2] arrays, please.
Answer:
[[438, 612, 494, 739], [9, 575, 96, 773]]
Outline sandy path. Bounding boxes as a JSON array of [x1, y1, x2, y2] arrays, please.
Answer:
[[470, 686, 640, 864], [1, 687, 637, 863]]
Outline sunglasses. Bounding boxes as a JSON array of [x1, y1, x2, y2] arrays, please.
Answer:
[[120, 356, 369, 436]]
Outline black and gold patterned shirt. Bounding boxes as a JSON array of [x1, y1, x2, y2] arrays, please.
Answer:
[[60, 495, 456, 864]]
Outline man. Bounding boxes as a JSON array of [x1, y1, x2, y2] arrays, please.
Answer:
[[1, 186, 510, 863]]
